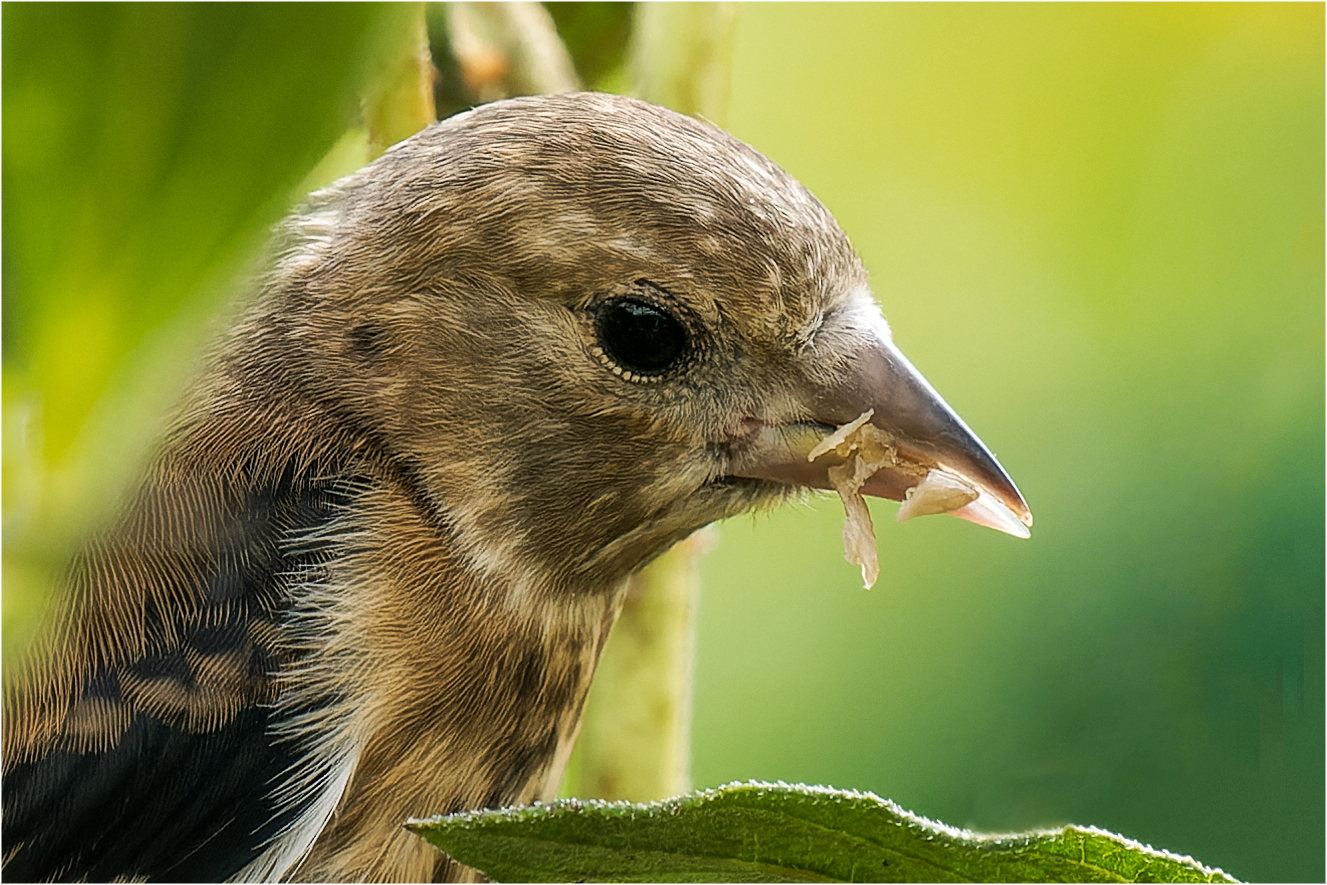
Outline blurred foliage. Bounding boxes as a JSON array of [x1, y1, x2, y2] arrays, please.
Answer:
[[545, 2, 634, 90], [414, 782, 1237, 883], [427, 1, 621, 121], [2, 4, 1322, 884], [629, 3, 736, 125], [1, 4, 418, 656]]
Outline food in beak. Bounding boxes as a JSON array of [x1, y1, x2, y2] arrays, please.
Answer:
[[809, 410, 985, 589], [807, 410, 892, 588], [896, 469, 979, 524]]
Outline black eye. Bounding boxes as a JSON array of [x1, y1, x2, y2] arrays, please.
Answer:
[[595, 298, 689, 377]]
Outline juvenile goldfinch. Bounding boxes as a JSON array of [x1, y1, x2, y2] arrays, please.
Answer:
[[2, 92, 1030, 883]]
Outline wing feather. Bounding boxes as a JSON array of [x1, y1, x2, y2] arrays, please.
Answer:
[[3, 451, 359, 882]]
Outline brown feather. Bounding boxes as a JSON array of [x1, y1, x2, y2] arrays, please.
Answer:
[[4, 93, 878, 882]]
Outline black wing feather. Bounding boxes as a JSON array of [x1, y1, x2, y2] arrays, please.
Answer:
[[3, 461, 354, 882]]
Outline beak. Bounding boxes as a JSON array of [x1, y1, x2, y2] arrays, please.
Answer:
[[728, 331, 1033, 538]]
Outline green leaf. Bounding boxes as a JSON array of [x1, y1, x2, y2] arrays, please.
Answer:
[[408, 781, 1238, 883]]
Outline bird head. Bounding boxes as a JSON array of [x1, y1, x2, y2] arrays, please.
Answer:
[[243, 92, 1030, 599]]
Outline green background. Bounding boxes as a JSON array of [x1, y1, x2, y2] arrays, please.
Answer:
[[3, 4, 1322, 883], [694, 5, 1323, 884]]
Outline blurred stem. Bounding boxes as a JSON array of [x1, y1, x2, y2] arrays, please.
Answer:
[[630, 2, 737, 124], [444, 2, 578, 101], [365, 2, 437, 159], [561, 3, 737, 804], [566, 528, 715, 801]]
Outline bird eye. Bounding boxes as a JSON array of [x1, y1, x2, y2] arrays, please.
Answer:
[[594, 298, 689, 377]]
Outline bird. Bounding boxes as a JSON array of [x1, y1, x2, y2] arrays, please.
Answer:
[[1, 92, 1032, 883]]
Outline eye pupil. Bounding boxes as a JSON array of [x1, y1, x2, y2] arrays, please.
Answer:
[[596, 298, 688, 376]]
